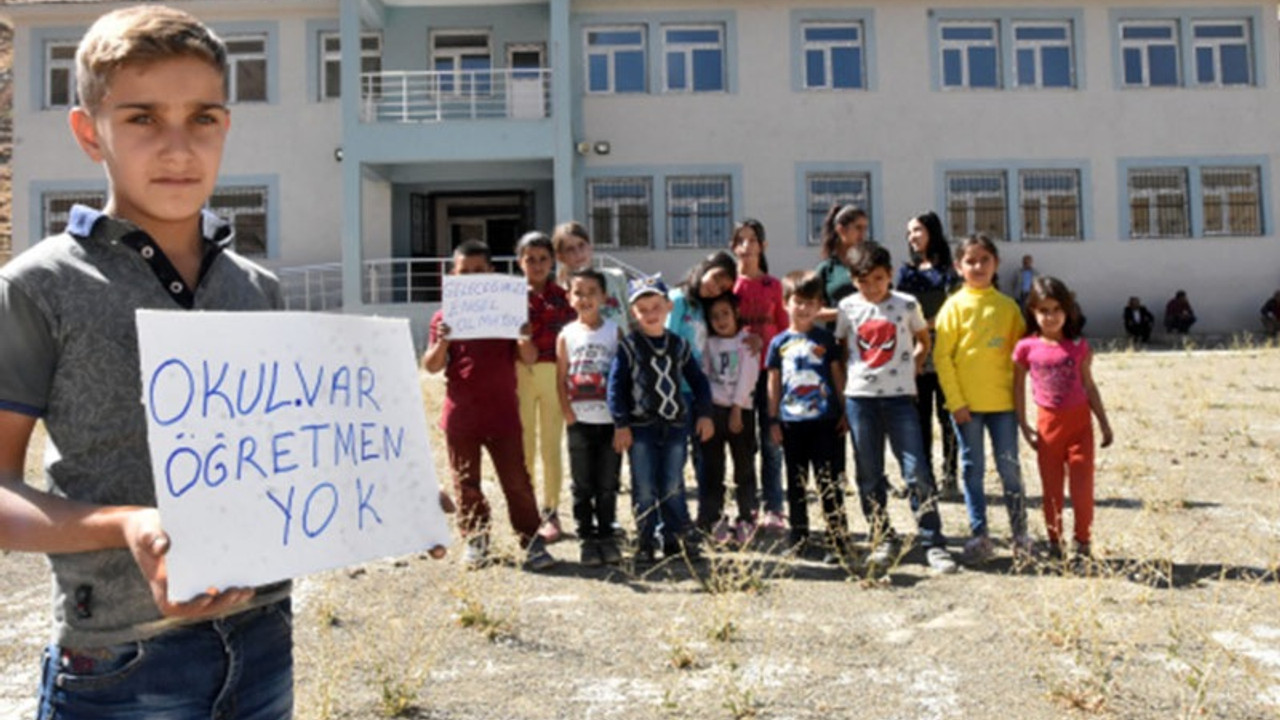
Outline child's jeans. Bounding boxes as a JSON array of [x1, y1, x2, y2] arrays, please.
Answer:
[[698, 405, 759, 528], [628, 423, 694, 550], [1036, 402, 1095, 546], [915, 372, 958, 484], [446, 430, 541, 544], [951, 410, 1027, 538], [38, 600, 293, 720], [780, 418, 848, 542], [567, 422, 621, 540], [753, 373, 785, 514], [846, 396, 945, 548], [517, 362, 565, 512]]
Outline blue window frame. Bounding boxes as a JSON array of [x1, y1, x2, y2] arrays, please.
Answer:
[[1013, 22, 1074, 88], [586, 26, 646, 94], [940, 22, 1000, 89], [1193, 20, 1251, 86], [667, 176, 732, 248], [802, 23, 864, 90], [1120, 21, 1179, 87], [663, 25, 725, 93]]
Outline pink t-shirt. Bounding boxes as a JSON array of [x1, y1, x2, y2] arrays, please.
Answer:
[[1012, 336, 1091, 410]]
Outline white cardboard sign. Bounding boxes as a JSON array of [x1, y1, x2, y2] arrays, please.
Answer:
[[136, 310, 450, 602], [441, 274, 527, 340]]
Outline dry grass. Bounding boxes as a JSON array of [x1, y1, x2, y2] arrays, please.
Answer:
[[2, 347, 1279, 719]]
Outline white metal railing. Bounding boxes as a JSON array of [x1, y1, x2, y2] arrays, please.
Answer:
[[361, 69, 551, 123], [278, 254, 643, 310]]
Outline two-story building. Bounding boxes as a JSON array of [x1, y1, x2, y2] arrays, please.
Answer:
[[5, 0, 1280, 338]]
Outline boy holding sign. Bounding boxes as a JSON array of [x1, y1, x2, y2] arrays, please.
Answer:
[[424, 240, 556, 572], [0, 6, 457, 717]]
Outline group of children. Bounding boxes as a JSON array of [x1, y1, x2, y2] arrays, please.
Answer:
[[430, 215, 1115, 576]]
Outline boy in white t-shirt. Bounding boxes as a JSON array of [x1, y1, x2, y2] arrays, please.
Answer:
[[556, 268, 623, 566], [835, 242, 956, 574]]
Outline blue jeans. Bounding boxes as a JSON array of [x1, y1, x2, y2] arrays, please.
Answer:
[[846, 396, 944, 548], [38, 600, 293, 720], [951, 410, 1027, 538], [629, 423, 694, 550], [754, 373, 784, 514]]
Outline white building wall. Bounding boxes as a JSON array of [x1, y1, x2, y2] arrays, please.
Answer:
[[576, 0, 1280, 335]]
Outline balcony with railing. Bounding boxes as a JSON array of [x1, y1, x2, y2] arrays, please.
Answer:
[[360, 69, 551, 123]]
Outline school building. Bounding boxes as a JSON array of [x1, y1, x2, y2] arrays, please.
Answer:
[[5, 0, 1280, 340]]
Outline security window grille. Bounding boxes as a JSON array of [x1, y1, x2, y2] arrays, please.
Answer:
[[940, 22, 1000, 89], [667, 177, 732, 249], [946, 171, 1007, 240], [587, 178, 652, 249], [1019, 170, 1081, 240], [805, 173, 870, 245], [209, 186, 268, 257], [226, 35, 268, 102], [321, 32, 382, 100], [1013, 22, 1074, 88], [1127, 168, 1189, 238], [1192, 21, 1252, 87], [663, 25, 725, 93], [42, 191, 106, 237], [585, 26, 646, 94], [1120, 21, 1179, 87], [45, 41, 78, 108], [432, 31, 492, 96], [1202, 166, 1261, 236], [802, 22, 865, 90]]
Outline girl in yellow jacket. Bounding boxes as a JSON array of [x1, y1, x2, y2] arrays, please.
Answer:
[[933, 234, 1031, 565]]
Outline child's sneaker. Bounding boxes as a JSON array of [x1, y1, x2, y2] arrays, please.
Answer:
[[961, 535, 995, 565], [925, 546, 958, 574], [580, 539, 603, 567], [734, 519, 757, 546], [1012, 534, 1037, 561], [599, 538, 623, 566], [867, 536, 901, 567], [538, 510, 564, 544], [711, 518, 734, 546], [633, 545, 657, 566], [759, 511, 787, 536], [462, 534, 490, 570], [524, 536, 556, 572]]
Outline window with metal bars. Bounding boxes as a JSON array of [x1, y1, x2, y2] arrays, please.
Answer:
[[587, 178, 652, 249], [1019, 170, 1081, 240], [946, 171, 1007, 240], [804, 172, 870, 245], [666, 176, 732, 249], [209, 186, 269, 257], [1127, 168, 1189, 238], [1201, 166, 1261, 236], [42, 191, 107, 237]]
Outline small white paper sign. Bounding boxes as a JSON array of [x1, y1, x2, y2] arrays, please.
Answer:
[[441, 274, 527, 340], [136, 310, 450, 602]]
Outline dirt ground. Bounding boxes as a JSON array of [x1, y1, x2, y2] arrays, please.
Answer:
[[2, 346, 1278, 719]]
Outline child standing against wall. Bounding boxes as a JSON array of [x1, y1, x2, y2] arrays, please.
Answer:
[[557, 269, 623, 566], [699, 293, 760, 545], [608, 276, 714, 564], [552, 221, 629, 328], [934, 235, 1031, 565], [767, 271, 852, 562], [424, 240, 555, 571], [516, 232, 577, 542], [1014, 276, 1113, 563], [838, 243, 957, 574]]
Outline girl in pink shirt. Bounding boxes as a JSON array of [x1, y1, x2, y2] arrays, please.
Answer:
[[1013, 277, 1113, 564], [731, 219, 790, 533]]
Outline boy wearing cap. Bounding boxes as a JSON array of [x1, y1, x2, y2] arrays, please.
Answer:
[[607, 276, 714, 564]]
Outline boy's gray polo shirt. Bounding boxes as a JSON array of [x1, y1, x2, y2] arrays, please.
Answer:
[[0, 206, 290, 648]]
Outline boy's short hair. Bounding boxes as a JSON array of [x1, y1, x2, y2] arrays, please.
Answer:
[[76, 5, 228, 113], [453, 239, 491, 263], [569, 267, 607, 294], [846, 242, 893, 279], [515, 231, 553, 258], [781, 270, 823, 302]]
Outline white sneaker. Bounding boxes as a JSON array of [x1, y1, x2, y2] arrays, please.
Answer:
[[867, 536, 901, 566], [961, 535, 994, 565], [462, 534, 490, 569], [926, 546, 958, 574]]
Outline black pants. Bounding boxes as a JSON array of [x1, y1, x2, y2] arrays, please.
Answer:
[[781, 418, 848, 542], [698, 405, 758, 528], [915, 372, 958, 484], [567, 422, 621, 540]]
